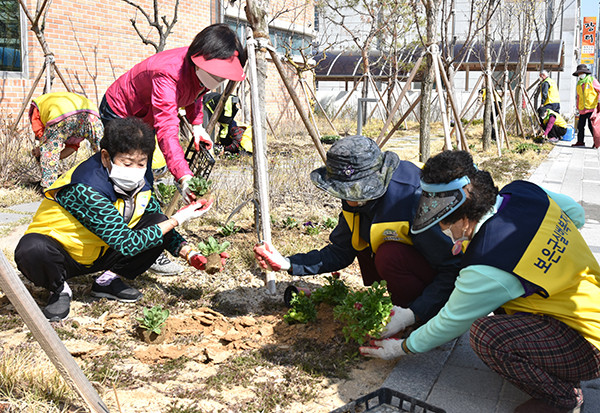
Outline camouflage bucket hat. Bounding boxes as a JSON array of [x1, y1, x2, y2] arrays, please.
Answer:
[[310, 135, 400, 201]]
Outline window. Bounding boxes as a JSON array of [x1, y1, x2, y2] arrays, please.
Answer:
[[225, 16, 314, 58], [0, 0, 23, 72]]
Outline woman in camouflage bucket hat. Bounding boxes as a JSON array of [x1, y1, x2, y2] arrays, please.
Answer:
[[254, 136, 462, 335], [309, 135, 399, 201]]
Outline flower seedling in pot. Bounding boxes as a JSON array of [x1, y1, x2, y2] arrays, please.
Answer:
[[156, 183, 177, 205], [136, 305, 170, 344], [197, 236, 230, 274], [187, 176, 212, 199], [333, 281, 393, 345]]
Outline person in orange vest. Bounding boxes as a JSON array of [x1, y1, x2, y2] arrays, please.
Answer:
[[538, 70, 561, 113], [572, 64, 600, 147], [29, 92, 103, 188]]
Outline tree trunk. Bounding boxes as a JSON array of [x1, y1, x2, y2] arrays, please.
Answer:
[[418, 0, 440, 162], [482, 7, 493, 150], [245, 0, 270, 141]]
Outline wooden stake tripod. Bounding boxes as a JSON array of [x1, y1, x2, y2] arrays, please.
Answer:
[[12, 0, 72, 130]]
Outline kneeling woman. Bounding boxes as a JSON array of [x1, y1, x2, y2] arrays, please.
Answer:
[[361, 150, 600, 413], [15, 117, 215, 321]]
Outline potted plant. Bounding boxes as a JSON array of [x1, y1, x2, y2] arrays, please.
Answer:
[[136, 305, 170, 344], [283, 290, 317, 324], [187, 176, 212, 199], [197, 236, 230, 274]]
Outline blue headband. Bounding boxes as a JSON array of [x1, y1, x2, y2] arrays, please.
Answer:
[[420, 176, 471, 193]]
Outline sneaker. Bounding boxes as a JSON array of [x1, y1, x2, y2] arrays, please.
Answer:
[[42, 292, 71, 322], [148, 252, 183, 275], [571, 142, 585, 147], [91, 278, 142, 302], [548, 137, 559, 143]]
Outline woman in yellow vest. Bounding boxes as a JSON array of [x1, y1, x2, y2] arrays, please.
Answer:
[[29, 92, 104, 188], [15, 118, 222, 321], [572, 64, 600, 147], [361, 150, 600, 413], [538, 107, 567, 143]]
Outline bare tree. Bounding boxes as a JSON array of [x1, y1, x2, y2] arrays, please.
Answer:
[[120, 0, 180, 53]]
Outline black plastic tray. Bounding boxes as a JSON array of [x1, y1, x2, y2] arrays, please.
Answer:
[[330, 387, 445, 413], [179, 114, 215, 180]]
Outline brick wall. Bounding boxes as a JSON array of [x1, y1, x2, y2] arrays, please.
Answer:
[[2, 0, 314, 129]]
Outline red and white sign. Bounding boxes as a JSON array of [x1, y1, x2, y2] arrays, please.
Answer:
[[582, 16, 597, 65]]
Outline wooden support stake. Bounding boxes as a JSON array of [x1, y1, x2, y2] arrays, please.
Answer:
[[379, 94, 422, 149], [332, 74, 365, 121], [376, 55, 423, 145], [430, 48, 452, 150], [435, 54, 469, 151], [302, 78, 338, 136], [0, 251, 110, 413], [507, 87, 526, 138], [450, 74, 484, 136], [266, 45, 327, 163]]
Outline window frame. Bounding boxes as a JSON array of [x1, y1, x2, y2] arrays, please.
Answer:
[[0, 1, 28, 78]]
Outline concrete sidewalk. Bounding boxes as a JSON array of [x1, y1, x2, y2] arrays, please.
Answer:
[[381, 139, 600, 413]]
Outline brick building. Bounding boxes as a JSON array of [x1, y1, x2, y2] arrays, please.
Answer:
[[0, 0, 315, 129]]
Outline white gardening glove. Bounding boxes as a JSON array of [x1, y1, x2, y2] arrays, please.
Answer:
[[359, 338, 408, 360], [171, 199, 213, 225], [253, 241, 291, 272], [179, 175, 196, 204], [381, 306, 415, 338], [192, 124, 213, 150]]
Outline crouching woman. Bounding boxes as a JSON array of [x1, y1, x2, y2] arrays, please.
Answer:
[[15, 117, 214, 322], [361, 150, 600, 413]]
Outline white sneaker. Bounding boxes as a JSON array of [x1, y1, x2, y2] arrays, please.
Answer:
[[148, 252, 183, 275]]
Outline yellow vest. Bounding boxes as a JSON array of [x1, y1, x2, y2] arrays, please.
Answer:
[[542, 109, 567, 129], [33, 92, 99, 127], [26, 162, 152, 265], [502, 200, 600, 350], [541, 77, 560, 105], [239, 124, 253, 153], [577, 75, 599, 111]]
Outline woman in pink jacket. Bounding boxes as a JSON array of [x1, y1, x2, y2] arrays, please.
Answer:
[[99, 23, 246, 202]]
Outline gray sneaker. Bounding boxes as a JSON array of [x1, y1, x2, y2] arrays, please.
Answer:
[[148, 252, 183, 275]]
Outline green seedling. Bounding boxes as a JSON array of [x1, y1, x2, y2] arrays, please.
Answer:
[[187, 176, 212, 197], [283, 291, 317, 324], [136, 305, 170, 335], [282, 217, 298, 229], [156, 183, 177, 204], [304, 221, 321, 235], [322, 217, 338, 229], [333, 281, 393, 345], [197, 236, 230, 256], [320, 134, 341, 144], [218, 221, 240, 236], [311, 275, 349, 306]]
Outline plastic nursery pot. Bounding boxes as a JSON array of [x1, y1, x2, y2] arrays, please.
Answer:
[[283, 285, 312, 307], [205, 253, 223, 274]]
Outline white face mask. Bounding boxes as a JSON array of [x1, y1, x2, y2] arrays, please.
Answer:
[[109, 162, 146, 191], [196, 67, 225, 90], [441, 227, 456, 243], [579, 74, 587, 80]]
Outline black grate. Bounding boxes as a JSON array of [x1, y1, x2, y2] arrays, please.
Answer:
[[330, 387, 445, 413]]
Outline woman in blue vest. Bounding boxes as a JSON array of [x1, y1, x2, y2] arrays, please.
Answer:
[[254, 135, 462, 330], [361, 150, 600, 413], [15, 118, 220, 321]]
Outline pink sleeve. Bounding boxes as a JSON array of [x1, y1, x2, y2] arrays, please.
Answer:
[[151, 74, 192, 180], [593, 78, 600, 94], [544, 116, 555, 136], [185, 92, 205, 126]]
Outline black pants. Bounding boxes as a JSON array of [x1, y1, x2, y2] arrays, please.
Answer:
[[577, 112, 594, 144], [548, 125, 567, 139], [15, 213, 169, 294]]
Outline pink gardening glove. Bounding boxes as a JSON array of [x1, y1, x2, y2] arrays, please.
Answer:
[[253, 241, 290, 272], [360, 338, 408, 360]]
